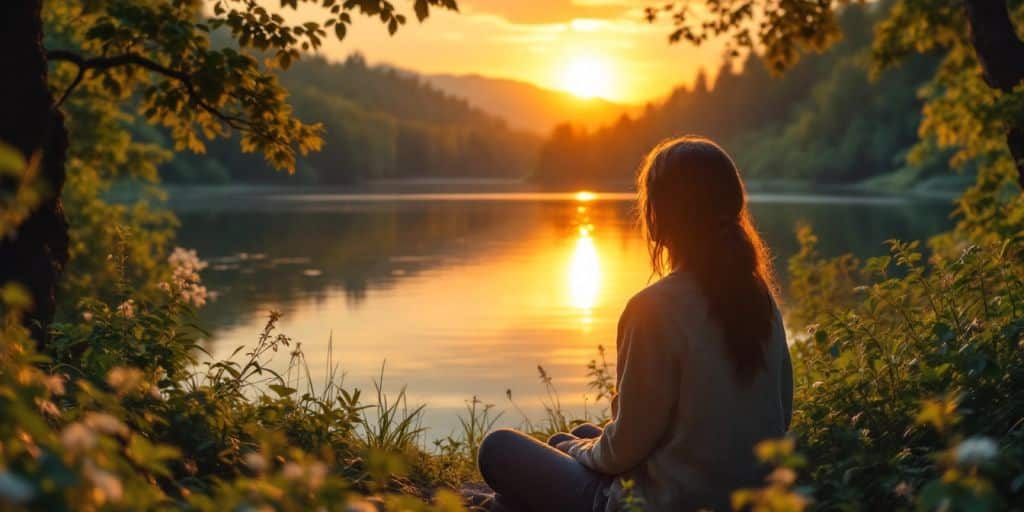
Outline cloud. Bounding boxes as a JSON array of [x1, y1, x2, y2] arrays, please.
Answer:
[[306, 0, 722, 103], [460, 0, 635, 24]]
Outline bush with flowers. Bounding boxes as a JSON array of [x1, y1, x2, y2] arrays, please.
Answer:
[[0, 242, 471, 511]]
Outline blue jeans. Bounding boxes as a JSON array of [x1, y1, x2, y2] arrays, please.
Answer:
[[476, 423, 613, 511]]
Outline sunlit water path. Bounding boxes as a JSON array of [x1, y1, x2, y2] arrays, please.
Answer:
[[172, 187, 952, 439]]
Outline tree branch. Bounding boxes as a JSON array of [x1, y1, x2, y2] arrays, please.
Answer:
[[54, 64, 85, 108], [46, 49, 260, 134], [47, 49, 191, 82]]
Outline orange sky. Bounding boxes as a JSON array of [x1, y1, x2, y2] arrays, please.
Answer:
[[299, 0, 727, 104]]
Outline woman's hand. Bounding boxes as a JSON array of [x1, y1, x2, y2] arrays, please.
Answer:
[[555, 437, 595, 456]]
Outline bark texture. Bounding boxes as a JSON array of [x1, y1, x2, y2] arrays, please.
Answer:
[[964, 0, 1024, 185], [0, 0, 70, 344]]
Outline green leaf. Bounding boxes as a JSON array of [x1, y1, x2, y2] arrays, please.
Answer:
[[269, 384, 297, 397], [414, 0, 429, 22], [0, 142, 26, 176], [1, 283, 32, 309]]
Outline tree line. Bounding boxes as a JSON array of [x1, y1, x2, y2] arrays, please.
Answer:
[[534, 4, 953, 189], [146, 53, 540, 184], [136, 4, 966, 191]]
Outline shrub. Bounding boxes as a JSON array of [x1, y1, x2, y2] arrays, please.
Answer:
[[0, 248, 468, 510], [773, 225, 1024, 509]]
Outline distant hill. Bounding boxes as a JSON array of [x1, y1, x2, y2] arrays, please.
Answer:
[[147, 54, 541, 185], [423, 73, 637, 134]]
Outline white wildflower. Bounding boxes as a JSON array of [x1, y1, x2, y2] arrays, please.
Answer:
[[767, 467, 797, 486], [307, 461, 327, 489], [169, 247, 206, 269], [0, 471, 35, 504], [243, 452, 268, 473], [345, 499, 378, 512], [45, 374, 66, 395], [116, 299, 135, 319], [180, 284, 209, 308], [60, 423, 97, 453], [106, 367, 144, 395], [36, 398, 60, 417], [893, 481, 912, 498], [167, 247, 211, 308], [83, 412, 128, 437], [954, 436, 998, 466], [281, 462, 303, 480], [84, 461, 123, 503]]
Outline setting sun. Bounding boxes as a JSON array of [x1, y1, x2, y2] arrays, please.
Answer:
[[560, 55, 613, 99], [575, 190, 596, 202]]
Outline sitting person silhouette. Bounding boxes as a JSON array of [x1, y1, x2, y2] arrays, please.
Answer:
[[476, 136, 794, 511]]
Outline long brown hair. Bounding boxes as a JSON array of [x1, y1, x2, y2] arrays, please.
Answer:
[[637, 135, 778, 381]]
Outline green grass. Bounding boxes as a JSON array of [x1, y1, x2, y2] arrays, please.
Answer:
[[359, 362, 428, 453]]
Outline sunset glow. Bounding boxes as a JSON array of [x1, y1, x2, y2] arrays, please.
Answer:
[[560, 55, 613, 99], [575, 190, 596, 202], [256, 2, 728, 104]]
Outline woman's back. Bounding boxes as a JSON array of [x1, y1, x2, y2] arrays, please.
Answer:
[[622, 271, 792, 511]]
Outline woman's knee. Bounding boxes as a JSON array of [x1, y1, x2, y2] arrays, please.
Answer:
[[477, 428, 522, 483]]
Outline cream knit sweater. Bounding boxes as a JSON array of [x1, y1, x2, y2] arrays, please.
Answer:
[[566, 271, 793, 511]]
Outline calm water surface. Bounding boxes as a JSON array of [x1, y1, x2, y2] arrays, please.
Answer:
[[172, 187, 953, 437]]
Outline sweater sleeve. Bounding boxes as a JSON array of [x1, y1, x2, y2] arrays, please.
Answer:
[[567, 297, 678, 474]]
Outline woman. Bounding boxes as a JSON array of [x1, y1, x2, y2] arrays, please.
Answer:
[[476, 136, 794, 511]]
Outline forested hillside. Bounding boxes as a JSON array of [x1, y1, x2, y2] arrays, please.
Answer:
[[533, 4, 956, 190], [147, 54, 540, 184], [142, 4, 964, 190]]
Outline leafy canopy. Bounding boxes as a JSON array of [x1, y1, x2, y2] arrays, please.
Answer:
[[649, 0, 1024, 236], [45, 0, 459, 172]]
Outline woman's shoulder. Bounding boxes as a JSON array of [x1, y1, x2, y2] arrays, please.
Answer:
[[623, 271, 707, 322]]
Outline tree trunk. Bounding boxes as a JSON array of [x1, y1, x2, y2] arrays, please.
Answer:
[[964, 0, 1024, 186], [0, 0, 69, 345]]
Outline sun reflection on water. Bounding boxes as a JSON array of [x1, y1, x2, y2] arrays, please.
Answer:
[[568, 205, 601, 322]]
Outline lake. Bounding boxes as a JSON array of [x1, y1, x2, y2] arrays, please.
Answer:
[[171, 186, 953, 439]]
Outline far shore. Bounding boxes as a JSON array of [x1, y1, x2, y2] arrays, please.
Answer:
[[108, 176, 965, 210]]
